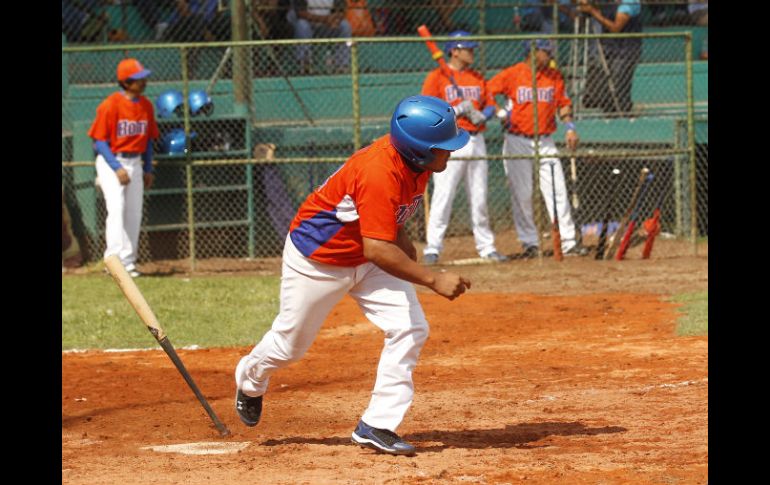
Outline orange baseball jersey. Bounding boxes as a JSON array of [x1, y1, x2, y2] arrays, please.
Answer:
[[289, 135, 429, 266], [88, 92, 160, 153], [487, 62, 571, 136], [421, 67, 495, 133]]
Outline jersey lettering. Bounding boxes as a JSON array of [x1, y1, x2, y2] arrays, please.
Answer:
[[515, 87, 555, 104], [445, 85, 482, 103], [395, 194, 423, 225], [116, 120, 148, 137]]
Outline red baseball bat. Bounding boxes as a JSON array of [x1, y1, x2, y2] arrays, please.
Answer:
[[616, 172, 654, 260], [641, 208, 661, 259], [417, 24, 464, 99]]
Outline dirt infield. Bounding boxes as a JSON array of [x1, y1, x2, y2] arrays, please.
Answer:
[[62, 255, 708, 484]]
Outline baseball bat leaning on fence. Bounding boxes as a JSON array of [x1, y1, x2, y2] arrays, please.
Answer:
[[569, 156, 579, 210], [594, 167, 621, 259], [604, 167, 650, 260], [417, 25, 464, 99], [104, 255, 231, 438], [641, 179, 670, 259], [615, 171, 654, 260], [549, 162, 563, 261]]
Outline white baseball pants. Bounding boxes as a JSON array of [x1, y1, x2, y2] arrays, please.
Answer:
[[501, 133, 577, 251], [423, 133, 497, 257], [95, 154, 144, 268], [235, 236, 430, 432]]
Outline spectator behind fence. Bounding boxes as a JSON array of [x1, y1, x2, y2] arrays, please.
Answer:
[[252, 0, 293, 40], [539, 0, 577, 34], [163, 0, 231, 43], [689, 0, 708, 26], [346, 0, 376, 36], [287, 0, 352, 74], [134, 0, 175, 40], [487, 39, 587, 259], [61, 0, 109, 43], [577, 0, 642, 115]]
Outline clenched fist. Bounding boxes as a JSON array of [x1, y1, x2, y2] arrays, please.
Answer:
[[431, 271, 471, 301]]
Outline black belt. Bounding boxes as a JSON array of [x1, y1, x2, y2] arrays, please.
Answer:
[[509, 132, 552, 138], [117, 152, 141, 157]]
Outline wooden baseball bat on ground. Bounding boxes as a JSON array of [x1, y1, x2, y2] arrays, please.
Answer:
[[615, 171, 654, 260], [595, 168, 621, 259], [104, 255, 231, 438], [604, 167, 650, 260]]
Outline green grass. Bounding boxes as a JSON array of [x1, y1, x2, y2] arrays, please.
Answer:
[[669, 291, 708, 336], [62, 274, 281, 350]]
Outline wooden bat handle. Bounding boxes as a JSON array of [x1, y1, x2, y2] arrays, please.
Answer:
[[104, 255, 166, 341]]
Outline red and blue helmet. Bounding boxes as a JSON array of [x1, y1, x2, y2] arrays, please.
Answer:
[[389, 95, 469, 167]]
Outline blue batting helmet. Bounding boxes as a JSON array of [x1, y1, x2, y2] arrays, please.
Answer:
[[155, 90, 184, 119], [188, 90, 213, 116], [444, 30, 479, 56], [160, 128, 196, 155], [389, 95, 469, 167]]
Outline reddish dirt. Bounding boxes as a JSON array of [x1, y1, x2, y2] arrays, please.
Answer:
[[63, 256, 708, 485]]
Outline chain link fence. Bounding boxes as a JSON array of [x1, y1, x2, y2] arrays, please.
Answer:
[[62, 4, 707, 272]]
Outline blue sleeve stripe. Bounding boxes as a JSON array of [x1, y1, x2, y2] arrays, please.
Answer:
[[93, 140, 122, 171], [289, 210, 345, 257], [143, 143, 154, 173]]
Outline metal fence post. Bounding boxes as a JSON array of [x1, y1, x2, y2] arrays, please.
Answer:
[[351, 40, 361, 151], [181, 47, 196, 272], [685, 32, 697, 256]]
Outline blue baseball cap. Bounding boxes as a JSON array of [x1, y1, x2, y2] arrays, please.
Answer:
[[530, 39, 554, 53], [445, 31, 479, 55]]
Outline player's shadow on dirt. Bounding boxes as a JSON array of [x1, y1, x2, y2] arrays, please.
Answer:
[[261, 421, 626, 451]]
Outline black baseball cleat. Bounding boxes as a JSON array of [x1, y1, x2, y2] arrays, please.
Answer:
[[351, 420, 416, 456], [521, 245, 539, 259], [235, 389, 263, 427]]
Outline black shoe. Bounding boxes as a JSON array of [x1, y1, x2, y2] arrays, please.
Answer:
[[351, 420, 416, 456], [235, 389, 263, 427], [521, 246, 539, 259]]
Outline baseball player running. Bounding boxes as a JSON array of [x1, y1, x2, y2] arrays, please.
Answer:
[[420, 31, 508, 265], [88, 58, 159, 277], [235, 95, 471, 456], [487, 39, 587, 257]]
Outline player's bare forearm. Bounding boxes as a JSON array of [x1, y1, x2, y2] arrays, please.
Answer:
[[362, 237, 471, 300], [396, 227, 417, 261]]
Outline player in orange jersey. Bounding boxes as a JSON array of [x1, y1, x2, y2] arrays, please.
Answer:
[[488, 39, 587, 258], [88, 58, 160, 277], [420, 31, 508, 265], [235, 95, 471, 456]]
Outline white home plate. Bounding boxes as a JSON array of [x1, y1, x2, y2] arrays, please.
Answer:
[[141, 441, 250, 455]]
